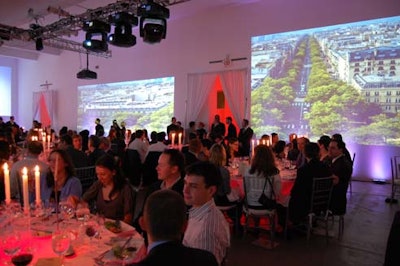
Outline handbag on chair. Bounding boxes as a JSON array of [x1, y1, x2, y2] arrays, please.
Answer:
[[258, 177, 277, 209]]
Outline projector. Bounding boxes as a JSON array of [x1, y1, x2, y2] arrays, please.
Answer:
[[76, 69, 97, 79]]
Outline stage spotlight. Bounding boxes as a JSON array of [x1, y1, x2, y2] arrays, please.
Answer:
[[82, 20, 110, 52], [35, 37, 43, 51], [138, 0, 170, 44], [108, 12, 138, 47]]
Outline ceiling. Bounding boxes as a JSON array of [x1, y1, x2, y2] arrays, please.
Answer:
[[0, 0, 253, 59]]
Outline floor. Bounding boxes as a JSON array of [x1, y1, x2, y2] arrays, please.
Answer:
[[134, 181, 399, 266], [226, 181, 399, 266]]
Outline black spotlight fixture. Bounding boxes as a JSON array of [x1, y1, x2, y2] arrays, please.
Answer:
[[35, 37, 43, 51], [82, 20, 111, 52], [108, 12, 138, 47], [138, 0, 170, 44], [77, 53, 97, 79]]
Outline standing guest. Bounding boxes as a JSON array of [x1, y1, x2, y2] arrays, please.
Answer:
[[130, 190, 218, 266], [328, 139, 353, 215], [42, 149, 82, 204], [166, 117, 180, 144], [0, 116, 5, 131], [225, 116, 237, 140], [183, 161, 230, 265], [185, 121, 197, 144], [196, 121, 207, 140], [5, 115, 19, 128], [95, 118, 105, 137], [237, 119, 254, 157], [10, 141, 49, 202], [71, 154, 135, 225], [210, 114, 226, 141]]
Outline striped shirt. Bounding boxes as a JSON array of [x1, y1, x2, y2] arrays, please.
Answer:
[[183, 199, 230, 265]]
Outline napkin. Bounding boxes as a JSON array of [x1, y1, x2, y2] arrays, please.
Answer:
[[35, 257, 62, 266]]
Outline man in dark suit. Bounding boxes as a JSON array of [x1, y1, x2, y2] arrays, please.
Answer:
[[166, 117, 180, 144], [287, 142, 332, 224], [237, 119, 253, 157], [210, 114, 225, 140], [130, 189, 218, 266], [328, 139, 353, 215], [225, 116, 237, 140]]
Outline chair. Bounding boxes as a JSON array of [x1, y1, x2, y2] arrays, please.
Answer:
[[74, 166, 96, 194], [285, 176, 334, 242], [242, 175, 277, 249], [122, 149, 143, 187], [348, 152, 356, 195], [386, 156, 400, 204], [307, 176, 334, 242], [217, 203, 240, 235], [142, 151, 162, 187]]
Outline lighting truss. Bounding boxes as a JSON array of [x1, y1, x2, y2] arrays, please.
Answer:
[[0, 0, 190, 57]]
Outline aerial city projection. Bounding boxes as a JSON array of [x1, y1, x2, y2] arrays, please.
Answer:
[[251, 16, 400, 146], [77, 77, 174, 135]]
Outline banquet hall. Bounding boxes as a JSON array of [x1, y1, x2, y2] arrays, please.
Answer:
[[1, 0, 400, 265]]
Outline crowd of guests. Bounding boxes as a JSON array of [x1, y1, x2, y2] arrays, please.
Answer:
[[0, 114, 354, 265]]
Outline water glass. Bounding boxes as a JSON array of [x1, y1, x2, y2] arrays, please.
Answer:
[[51, 229, 71, 265]]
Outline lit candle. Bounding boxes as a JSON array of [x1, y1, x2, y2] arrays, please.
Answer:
[[178, 132, 182, 146], [262, 140, 266, 145], [256, 140, 260, 146], [22, 167, 29, 213], [47, 135, 51, 150], [34, 165, 41, 205], [3, 163, 11, 205], [171, 133, 176, 146]]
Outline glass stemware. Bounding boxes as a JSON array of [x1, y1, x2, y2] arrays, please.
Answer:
[[1, 233, 22, 265], [51, 229, 71, 265]]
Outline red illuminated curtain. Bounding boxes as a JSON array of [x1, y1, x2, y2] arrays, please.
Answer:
[[33, 90, 55, 127], [186, 68, 249, 127]]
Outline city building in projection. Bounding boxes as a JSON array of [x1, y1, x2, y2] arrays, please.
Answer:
[[77, 77, 174, 135], [251, 15, 400, 146]]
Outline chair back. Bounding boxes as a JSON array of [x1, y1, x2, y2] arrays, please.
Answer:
[[391, 156, 400, 181], [142, 151, 162, 187], [74, 166, 96, 194], [309, 176, 334, 217], [122, 149, 143, 186], [243, 174, 276, 209]]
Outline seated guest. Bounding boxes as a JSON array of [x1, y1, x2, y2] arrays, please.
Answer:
[[127, 129, 148, 163], [287, 142, 332, 225], [145, 132, 168, 155], [331, 133, 352, 163], [318, 135, 331, 165], [328, 139, 353, 215], [59, 134, 88, 168], [71, 154, 135, 225], [0, 140, 10, 202], [183, 161, 230, 265], [42, 149, 82, 204], [87, 135, 106, 166], [72, 133, 83, 151], [10, 141, 49, 203], [183, 138, 202, 167], [209, 143, 243, 233], [226, 137, 239, 165], [130, 190, 218, 266], [273, 140, 287, 170]]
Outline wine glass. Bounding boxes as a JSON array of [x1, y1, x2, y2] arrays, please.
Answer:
[[84, 220, 99, 240], [11, 253, 33, 266], [59, 201, 75, 220], [1, 233, 22, 265], [51, 229, 71, 265]]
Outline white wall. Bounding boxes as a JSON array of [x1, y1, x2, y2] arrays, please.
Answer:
[[10, 0, 400, 131]]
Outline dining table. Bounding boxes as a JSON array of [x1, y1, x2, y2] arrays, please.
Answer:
[[0, 207, 146, 266]]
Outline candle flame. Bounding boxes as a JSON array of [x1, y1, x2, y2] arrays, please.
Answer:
[[35, 165, 40, 172], [2, 162, 8, 170], [22, 167, 28, 175]]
